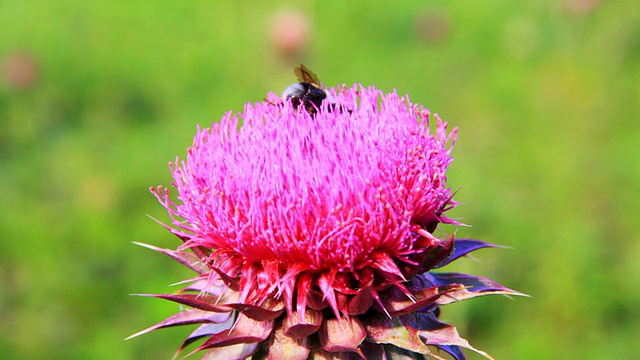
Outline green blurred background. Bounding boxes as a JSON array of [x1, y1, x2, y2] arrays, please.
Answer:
[[1, 1, 638, 359]]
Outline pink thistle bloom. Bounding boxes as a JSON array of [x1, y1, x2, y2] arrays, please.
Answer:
[[129, 84, 524, 359]]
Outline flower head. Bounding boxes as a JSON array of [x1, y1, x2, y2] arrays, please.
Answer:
[[130, 85, 523, 359]]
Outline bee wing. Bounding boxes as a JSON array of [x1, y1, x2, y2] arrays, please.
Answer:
[[294, 64, 322, 86]]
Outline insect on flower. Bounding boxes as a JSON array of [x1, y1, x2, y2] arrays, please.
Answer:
[[129, 80, 526, 360], [282, 64, 350, 116]]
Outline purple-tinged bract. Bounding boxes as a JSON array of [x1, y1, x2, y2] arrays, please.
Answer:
[[130, 85, 524, 359]]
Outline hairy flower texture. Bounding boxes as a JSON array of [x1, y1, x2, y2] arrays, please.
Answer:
[[129, 85, 524, 359]]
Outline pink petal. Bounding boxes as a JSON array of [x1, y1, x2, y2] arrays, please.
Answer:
[[267, 325, 311, 360], [126, 309, 231, 340], [202, 343, 260, 360], [194, 314, 274, 352], [319, 316, 366, 354], [282, 309, 323, 339], [401, 312, 494, 359], [363, 314, 429, 354]]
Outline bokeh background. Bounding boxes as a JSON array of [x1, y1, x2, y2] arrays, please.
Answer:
[[1, 1, 638, 359]]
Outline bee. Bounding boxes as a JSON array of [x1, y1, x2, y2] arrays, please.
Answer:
[[282, 64, 329, 116]]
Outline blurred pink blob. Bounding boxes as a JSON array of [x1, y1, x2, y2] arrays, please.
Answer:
[[2, 51, 39, 90], [268, 8, 311, 59], [564, 0, 601, 15], [415, 9, 451, 44]]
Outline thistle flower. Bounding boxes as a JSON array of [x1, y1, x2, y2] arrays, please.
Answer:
[[129, 84, 523, 359]]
